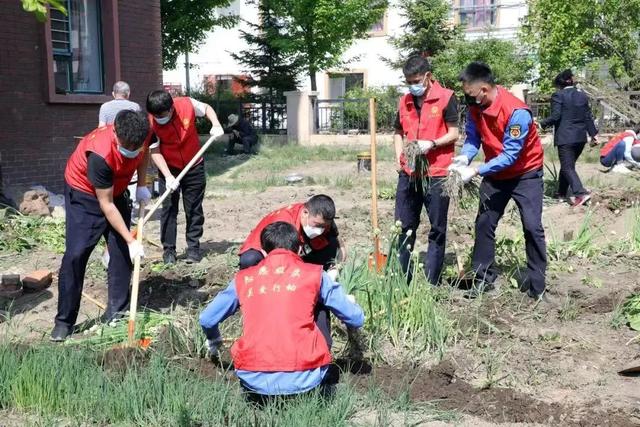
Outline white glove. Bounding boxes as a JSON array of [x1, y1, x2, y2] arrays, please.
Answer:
[[327, 268, 339, 282], [210, 125, 224, 138], [417, 140, 435, 154], [346, 294, 356, 304], [452, 155, 470, 167], [165, 175, 179, 192], [127, 240, 145, 263], [135, 185, 151, 203], [455, 165, 478, 184], [206, 337, 222, 354]]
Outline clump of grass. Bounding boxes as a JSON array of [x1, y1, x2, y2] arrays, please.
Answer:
[[559, 295, 580, 322], [621, 293, 640, 331], [442, 172, 481, 209], [403, 141, 424, 175], [340, 224, 455, 363], [0, 208, 65, 254]]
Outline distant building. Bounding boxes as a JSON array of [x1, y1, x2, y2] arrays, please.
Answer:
[[0, 0, 163, 194], [162, 0, 527, 98]]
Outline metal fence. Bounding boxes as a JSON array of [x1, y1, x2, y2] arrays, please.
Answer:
[[313, 98, 396, 134], [199, 100, 287, 135]]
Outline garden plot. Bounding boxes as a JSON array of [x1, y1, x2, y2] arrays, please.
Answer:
[[1, 142, 640, 426]]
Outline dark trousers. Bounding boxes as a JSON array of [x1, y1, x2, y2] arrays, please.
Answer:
[[160, 161, 206, 253], [600, 141, 626, 167], [394, 173, 450, 285], [226, 131, 257, 154], [238, 243, 338, 347], [471, 170, 547, 295], [557, 143, 587, 196], [55, 184, 132, 328]]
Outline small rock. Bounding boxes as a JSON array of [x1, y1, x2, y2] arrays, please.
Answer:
[[22, 270, 53, 292], [19, 189, 51, 216]]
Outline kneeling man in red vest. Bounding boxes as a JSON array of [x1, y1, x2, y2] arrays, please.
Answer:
[[199, 221, 364, 398], [51, 110, 153, 341]]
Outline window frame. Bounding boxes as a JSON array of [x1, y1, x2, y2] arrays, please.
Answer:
[[43, 0, 121, 104], [455, 0, 498, 31]]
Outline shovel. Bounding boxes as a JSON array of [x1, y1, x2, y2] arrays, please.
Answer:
[[103, 134, 221, 264], [367, 98, 388, 273], [127, 201, 147, 347]]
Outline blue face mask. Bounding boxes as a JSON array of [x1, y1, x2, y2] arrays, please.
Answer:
[[118, 146, 142, 159], [409, 83, 426, 97]]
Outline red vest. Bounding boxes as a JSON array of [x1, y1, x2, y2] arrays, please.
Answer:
[[64, 126, 147, 197], [239, 203, 331, 254], [231, 249, 331, 371], [398, 81, 455, 177], [469, 86, 544, 180], [149, 97, 201, 170], [601, 131, 637, 156]]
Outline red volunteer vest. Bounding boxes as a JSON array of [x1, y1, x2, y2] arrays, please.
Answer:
[[398, 81, 455, 177], [149, 97, 201, 170], [600, 131, 637, 157], [239, 203, 331, 255], [469, 86, 543, 180], [64, 126, 146, 197], [231, 249, 331, 371]]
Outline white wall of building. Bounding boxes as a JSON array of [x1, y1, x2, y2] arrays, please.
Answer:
[[162, 0, 528, 95]]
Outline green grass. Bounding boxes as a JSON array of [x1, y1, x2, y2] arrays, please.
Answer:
[[0, 209, 65, 254], [0, 343, 455, 426], [340, 226, 456, 364]]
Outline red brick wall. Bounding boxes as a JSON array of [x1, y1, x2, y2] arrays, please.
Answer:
[[0, 1, 162, 197]]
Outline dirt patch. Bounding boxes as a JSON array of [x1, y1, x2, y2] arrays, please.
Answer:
[[356, 360, 638, 426], [99, 347, 149, 372], [175, 357, 233, 381]]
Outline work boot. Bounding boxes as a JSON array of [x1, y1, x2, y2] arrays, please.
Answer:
[[50, 324, 72, 342], [163, 250, 177, 265], [186, 248, 202, 264]]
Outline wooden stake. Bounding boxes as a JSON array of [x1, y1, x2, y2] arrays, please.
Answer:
[[369, 98, 383, 269], [127, 201, 146, 347], [81, 291, 106, 310]]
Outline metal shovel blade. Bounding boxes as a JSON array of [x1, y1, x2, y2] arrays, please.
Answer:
[[618, 364, 640, 377]]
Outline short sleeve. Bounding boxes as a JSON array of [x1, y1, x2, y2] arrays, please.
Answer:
[[189, 98, 208, 118], [443, 96, 459, 124], [87, 153, 114, 189]]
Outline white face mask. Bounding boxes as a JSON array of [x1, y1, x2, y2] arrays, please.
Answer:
[[154, 114, 171, 125], [303, 225, 324, 239]]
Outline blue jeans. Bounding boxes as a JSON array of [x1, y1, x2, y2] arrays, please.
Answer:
[[600, 141, 626, 168]]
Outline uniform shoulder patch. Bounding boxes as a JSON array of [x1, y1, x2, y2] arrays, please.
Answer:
[[509, 124, 522, 139]]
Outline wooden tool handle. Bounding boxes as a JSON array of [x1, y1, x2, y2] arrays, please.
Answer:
[[369, 98, 381, 256], [128, 201, 146, 346]]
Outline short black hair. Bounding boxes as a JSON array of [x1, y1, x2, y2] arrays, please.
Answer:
[[260, 221, 300, 254], [114, 110, 149, 150], [403, 55, 432, 77], [459, 62, 496, 85], [554, 69, 574, 88], [146, 90, 174, 115], [305, 194, 335, 220]]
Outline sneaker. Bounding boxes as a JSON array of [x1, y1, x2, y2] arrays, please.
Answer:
[[464, 281, 495, 299], [611, 164, 632, 174], [185, 248, 202, 264], [50, 324, 72, 342], [572, 193, 592, 208], [163, 250, 177, 265]]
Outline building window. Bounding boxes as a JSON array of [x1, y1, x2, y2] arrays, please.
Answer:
[[368, 11, 388, 36], [328, 72, 365, 99], [50, 0, 104, 94], [458, 0, 497, 29]]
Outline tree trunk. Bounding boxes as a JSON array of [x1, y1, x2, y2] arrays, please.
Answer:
[[310, 68, 317, 92]]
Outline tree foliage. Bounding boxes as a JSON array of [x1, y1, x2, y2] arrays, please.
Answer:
[[21, 0, 66, 21], [389, 0, 462, 66], [230, 0, 303, 101], [432, 38, 534, 91], [521, 0, 640, 90], [271, 0, 387, 91], [161, 0, 238, 70]]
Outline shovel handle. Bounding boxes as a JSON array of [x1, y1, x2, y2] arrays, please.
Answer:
[[128, 201, 146, 346], [141, 134, 218, 226]]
